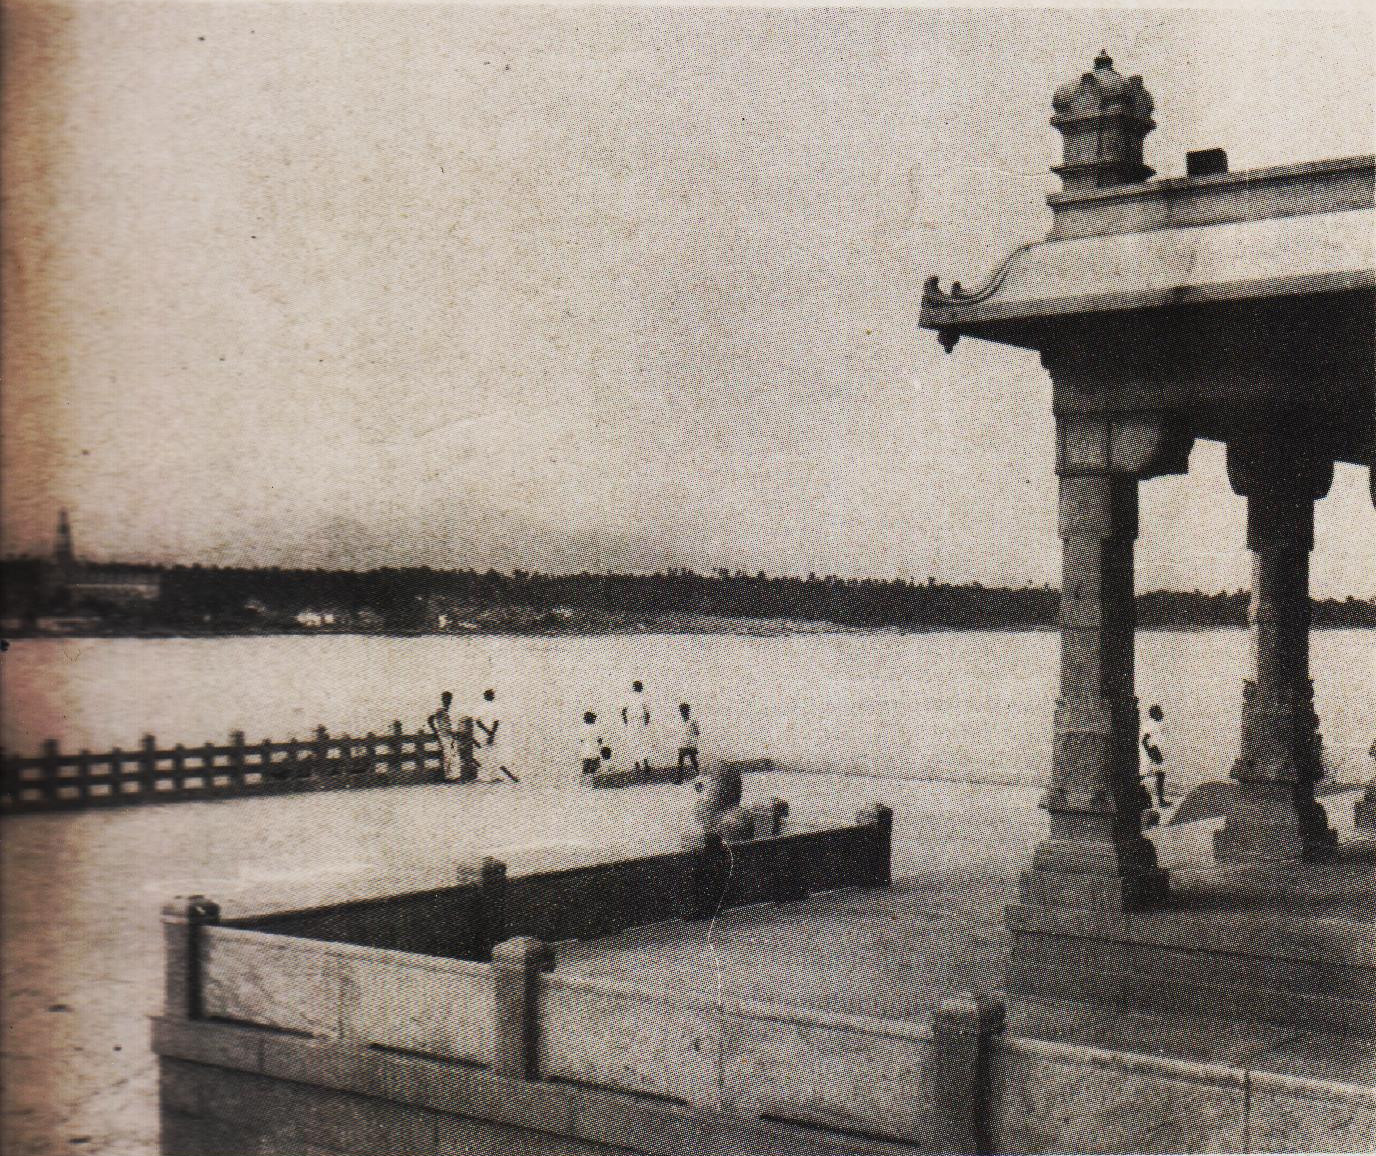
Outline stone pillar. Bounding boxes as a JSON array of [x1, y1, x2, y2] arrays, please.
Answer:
[[929, 992, 1006, 1155], [490, 935, 555, 1080], [1020, 416, 1188, 911], [1216, 443, 1337, 862], [161, 895, 220, 1020], [1021, 479, 1163, 909]]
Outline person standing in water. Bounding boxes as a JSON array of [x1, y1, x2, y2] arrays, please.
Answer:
[[476, 688, 517, 782], [621, 680, 651, 773], [676, 702, 700, 780], [428, 692, 463, 782], [579, 710, 604, 780], [1141, 703, 1169, 807]]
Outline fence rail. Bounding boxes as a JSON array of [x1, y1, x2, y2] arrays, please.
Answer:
[[0, 723, 444, 814]]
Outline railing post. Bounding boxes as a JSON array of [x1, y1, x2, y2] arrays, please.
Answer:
[[313, 726, 330, 780], [930, 992, 1006, 1155], [857, 803, 893, 888], [490, 936, 555, 1080], [42, 738, 61, 806], [140, 733, 159, 798], [680, 831, 727, 920], [459, 857, 508, 960], [161, 895, 221, 1020], [171, 744, 186, 796], [389, 720, 404, 775], [109, 745, 125, 803], [227, 731, 246, 791]]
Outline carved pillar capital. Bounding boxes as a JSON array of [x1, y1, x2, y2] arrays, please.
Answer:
[[1225, 436, 1334, 501], [1056, 415, 1193, 480]]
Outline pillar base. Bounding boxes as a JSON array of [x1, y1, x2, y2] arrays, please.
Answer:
[[1019, 865, 1168, 912], [1214, 781, 1337, 864]]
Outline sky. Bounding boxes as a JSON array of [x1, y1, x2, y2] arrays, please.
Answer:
[[3, 2, 1374, 595]]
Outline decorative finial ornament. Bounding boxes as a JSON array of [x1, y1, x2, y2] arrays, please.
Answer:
[[1051, 52, 1155, 193]]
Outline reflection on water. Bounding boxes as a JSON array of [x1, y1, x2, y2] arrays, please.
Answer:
[[2, 629, 1372, 790]]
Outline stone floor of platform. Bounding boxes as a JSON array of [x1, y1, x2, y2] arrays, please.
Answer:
[[557, 855, 1376, 1090]]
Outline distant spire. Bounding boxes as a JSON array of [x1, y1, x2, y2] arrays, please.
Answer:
[[55, 509, 75, 563]]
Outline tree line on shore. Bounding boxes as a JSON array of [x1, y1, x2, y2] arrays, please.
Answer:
[[4, 558, 1375, 632]]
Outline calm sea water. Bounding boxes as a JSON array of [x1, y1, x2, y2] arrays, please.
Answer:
[[2, 629, 1373, 789]]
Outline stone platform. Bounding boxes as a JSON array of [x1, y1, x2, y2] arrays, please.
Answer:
[[1007, 839, 1376, 1038]]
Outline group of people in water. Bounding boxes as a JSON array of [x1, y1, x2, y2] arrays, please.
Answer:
[[428, 679, 702, 784]]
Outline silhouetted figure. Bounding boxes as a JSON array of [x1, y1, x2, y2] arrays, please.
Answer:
[[579, 711, 603, 780], [1141, 703, 1169, 807]]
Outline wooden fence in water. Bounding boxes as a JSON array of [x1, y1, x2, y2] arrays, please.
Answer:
[[0, 723, 445, 814]]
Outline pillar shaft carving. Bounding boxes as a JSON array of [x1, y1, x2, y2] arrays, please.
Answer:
[[1021, 416, 1177, 912], [1215, 440, 1337, 863]]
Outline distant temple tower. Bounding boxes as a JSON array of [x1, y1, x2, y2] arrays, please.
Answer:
[[55, 509, 76, 568], [43, 510, 161, 608]]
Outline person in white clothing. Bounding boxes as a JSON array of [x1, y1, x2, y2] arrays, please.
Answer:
[[476, 688, 515, 782], [621, 680, 651, 773], [1140, 703, 1169, 807], [428, 691, 463, 782], [579, 711, 604, 780], [676, 702, 700, 781]]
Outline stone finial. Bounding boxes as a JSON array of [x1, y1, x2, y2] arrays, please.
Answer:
[[1051, 51, 1155, 192]]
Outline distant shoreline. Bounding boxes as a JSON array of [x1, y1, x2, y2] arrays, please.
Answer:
[[4, 618, 1370, 643]]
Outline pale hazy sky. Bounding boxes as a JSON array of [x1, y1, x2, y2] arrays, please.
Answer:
[[3, 2, 1373, 594]]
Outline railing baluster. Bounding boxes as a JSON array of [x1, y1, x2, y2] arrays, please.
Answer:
[[171, 744, 186, 796], [228, 731, 247, 789], [0, 722, 443, 813], [140, 734, 158, 797]]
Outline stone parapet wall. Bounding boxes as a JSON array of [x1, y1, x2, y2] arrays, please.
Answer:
[[157, 886, 1373, 1154]]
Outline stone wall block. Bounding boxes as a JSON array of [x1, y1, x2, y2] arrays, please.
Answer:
[[929, 992, 1006, 1154], [491, 935, 555, 1081], [162, 895, 220, 1020]]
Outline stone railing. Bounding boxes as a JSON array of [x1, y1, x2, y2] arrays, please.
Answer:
[[0, 722, 443, 813], [225, 806, 893, 960], [156, 884, 1375, 1154]]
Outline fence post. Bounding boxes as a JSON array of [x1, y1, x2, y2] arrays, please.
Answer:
[[857, 803, 893, 888], [490, 936, 555, 1080], [227, 731, 246, 791], [171, 744, 186, 796], [930, 992, 1006, 1155], [141, 734, 159, 798], [314, 726, 330, 779], [161, 895, 221, 1020], [109, 745, 125, 803], [42, 738, 61, 806], [458, 857, 507, 960], [389, 720, 404, 775]]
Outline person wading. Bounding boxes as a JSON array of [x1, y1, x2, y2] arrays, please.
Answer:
[[621, 680, 651, 774], [476, 688, 518, 782], [428, 692, 464, 782], [676, 702, 700, 781], [1141, 703, 1170, 808], [579, 711, 604, 782]]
